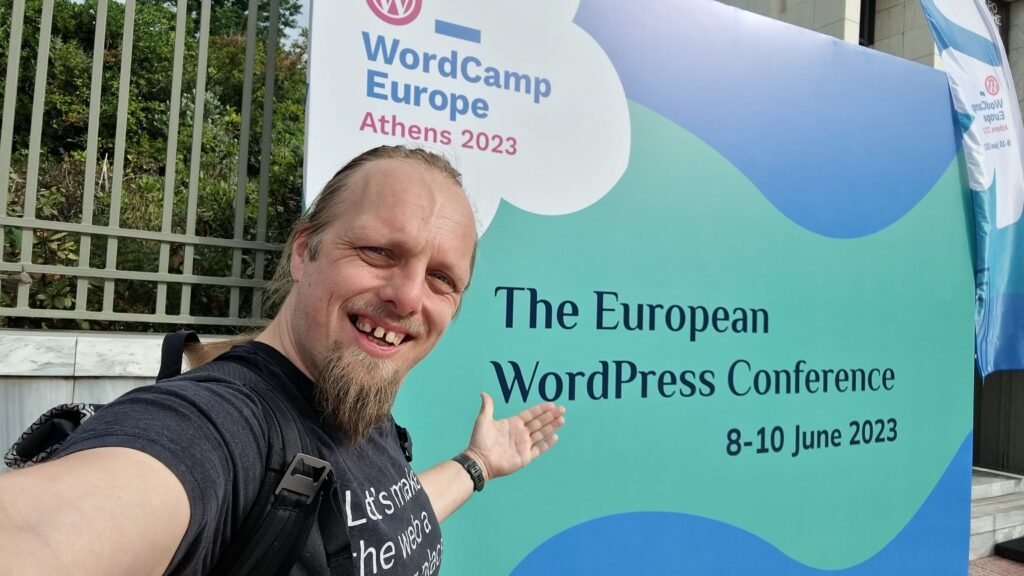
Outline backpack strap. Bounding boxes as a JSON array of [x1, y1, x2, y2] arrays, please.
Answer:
[[206, 356, 337, 576], [394, 421, 413, 463], [157, 330, 199, 381], [156, 332, 358, 574]]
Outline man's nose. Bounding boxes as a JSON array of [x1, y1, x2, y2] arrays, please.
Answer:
[[380, 266, 424, 316]]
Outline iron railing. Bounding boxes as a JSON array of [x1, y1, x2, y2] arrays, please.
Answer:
[[0, 0, 292, 327]]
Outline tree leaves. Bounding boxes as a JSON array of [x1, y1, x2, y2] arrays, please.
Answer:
[[1, 0, 305, 330]]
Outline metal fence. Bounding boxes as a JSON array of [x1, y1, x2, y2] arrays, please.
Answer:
[[0, 0, 291, 327]]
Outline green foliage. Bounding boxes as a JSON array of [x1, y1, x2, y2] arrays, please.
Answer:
[[141, 0, 303, 40], [0, 0, 306, 331]]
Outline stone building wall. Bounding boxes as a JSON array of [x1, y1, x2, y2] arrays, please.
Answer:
[[717, 0, 861, 42], [719, 0, 1024, 120]]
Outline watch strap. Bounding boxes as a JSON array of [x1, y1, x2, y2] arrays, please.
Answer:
[[453, 452, 485, 492]]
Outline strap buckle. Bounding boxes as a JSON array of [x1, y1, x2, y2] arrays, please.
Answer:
[[276, 453, 332, 504], [395, 423, 413, 463]]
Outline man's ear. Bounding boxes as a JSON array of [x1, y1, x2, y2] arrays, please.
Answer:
[[290, 230, 311, 282]]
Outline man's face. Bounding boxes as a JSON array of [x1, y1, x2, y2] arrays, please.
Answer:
[[289, 158, 477, 397]]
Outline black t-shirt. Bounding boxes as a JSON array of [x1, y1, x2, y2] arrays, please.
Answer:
[[58, 341, 443, 576]]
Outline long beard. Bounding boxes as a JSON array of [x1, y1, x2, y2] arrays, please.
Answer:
[[314, 345, 402, 447]]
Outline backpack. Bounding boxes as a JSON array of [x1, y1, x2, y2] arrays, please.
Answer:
[[4, 331, 413, 576]]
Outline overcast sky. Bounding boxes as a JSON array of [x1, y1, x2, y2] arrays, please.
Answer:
[[294, 0, 309, 37]]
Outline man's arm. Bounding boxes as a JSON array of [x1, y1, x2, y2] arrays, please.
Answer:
[[420, 392, 565, 522], [0, 447, 190, 576], [418, 459, 475, 523]]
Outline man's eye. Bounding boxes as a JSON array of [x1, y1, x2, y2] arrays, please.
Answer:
[[359, 247, 395, 266], [429, 271, 456, 291]]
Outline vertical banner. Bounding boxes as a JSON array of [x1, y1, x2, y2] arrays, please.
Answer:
[[921, 0, 1024, 377], [307, 0, 973, 574]]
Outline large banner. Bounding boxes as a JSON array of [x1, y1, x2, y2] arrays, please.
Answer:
[[919, 0, 1024, 378], [307, 1, 974, 574]]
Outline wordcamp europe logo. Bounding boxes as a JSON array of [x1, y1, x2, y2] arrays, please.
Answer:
[[985, 75, 1001, 96], [367, 0, 422, 25]]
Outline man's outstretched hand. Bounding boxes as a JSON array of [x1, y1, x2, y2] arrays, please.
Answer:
[[463, 392, 566, 482]]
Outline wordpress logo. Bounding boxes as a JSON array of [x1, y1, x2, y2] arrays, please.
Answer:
[[366, 0, 422, 25], [985, 75, 1000, 96]]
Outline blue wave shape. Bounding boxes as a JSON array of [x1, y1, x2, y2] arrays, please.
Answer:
[[512, 433, 971, 575], [575, 0, 961, 238]]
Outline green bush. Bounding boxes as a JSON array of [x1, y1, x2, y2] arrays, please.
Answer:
[[0, 0, 306, 331]]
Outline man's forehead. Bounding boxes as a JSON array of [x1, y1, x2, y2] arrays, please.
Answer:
[[338, 159, 475, 246], [340, 160, 446, 213]]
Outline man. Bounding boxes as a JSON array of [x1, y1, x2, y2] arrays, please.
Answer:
[[0, 146, 565, 575]]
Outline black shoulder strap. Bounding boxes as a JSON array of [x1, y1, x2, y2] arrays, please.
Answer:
[[162, 333, 341, 576], [157, 330, 199, 381], [394, 422, 413, 463], [211, 370, 334, 576]]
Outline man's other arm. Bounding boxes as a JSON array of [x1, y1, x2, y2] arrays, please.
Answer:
[[420, 392, 564, 522], [0, 447, 189, 576]]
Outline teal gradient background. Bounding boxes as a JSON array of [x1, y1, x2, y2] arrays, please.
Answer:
[[394, 103, 974, 574]]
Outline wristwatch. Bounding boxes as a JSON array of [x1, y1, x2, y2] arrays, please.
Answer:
[[453, 452, 485, 492]]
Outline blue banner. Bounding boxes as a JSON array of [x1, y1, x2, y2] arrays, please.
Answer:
[[921, 0, 1024, 377], [306, 0, 973, 572]]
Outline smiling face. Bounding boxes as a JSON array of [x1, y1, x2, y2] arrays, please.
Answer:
[[285, 158, 477, 409]]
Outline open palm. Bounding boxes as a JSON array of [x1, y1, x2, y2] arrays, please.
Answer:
[[464, 393, 565, 481]]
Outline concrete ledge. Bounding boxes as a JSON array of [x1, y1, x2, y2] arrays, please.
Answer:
[[972, 468, 1024, 560], [974, 469, 1024, 501], [0, 333, 77, 376], [75, 336, 164, 377], [0, 330, 227, 377], [0, 330, 234, 472]]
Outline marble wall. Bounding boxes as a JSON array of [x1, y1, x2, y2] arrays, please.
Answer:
[[0, 331, 176, 472]]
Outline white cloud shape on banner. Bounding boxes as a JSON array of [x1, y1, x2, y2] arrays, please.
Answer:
[[305, 0, 631, 234]]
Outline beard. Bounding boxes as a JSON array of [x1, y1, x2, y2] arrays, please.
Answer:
[[314, 344, 402, 447]]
